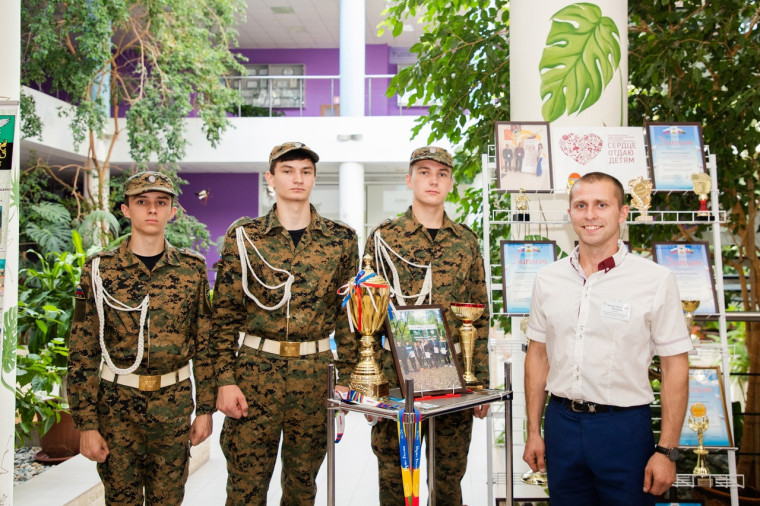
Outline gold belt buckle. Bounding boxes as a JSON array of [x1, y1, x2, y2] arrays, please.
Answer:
[[279, 341, 300, 357], [139, 375, 161, 392]]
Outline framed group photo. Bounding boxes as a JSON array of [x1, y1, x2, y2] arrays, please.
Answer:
[[494, 121, 553, 192], [385, 304, 467, 398], [646, 122, 707, 191], [652, 242, 718, 315], [500, 241, 557, 314]]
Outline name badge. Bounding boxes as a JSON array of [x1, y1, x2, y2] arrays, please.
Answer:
[[600, 300, 631, 321]]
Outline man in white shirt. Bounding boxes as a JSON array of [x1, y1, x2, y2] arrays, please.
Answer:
[[523, 172, 692, 505]]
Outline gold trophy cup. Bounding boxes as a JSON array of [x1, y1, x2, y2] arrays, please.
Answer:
[[688, 402, 711, 480], [348, 255, 391, 398], [628, 176, 654, 223], [691, 172, 712, 221], [515, 188, 530, 222], [681, 300, 701, 340], [450, 303, 485, 390]]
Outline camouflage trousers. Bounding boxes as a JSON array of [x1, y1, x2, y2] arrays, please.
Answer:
[[371, 409, 474, 506], [220, 347, 332, 506], [96, 380, 193, 505]]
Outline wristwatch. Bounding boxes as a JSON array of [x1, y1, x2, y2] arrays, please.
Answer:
[[654, 445, 679, 462]]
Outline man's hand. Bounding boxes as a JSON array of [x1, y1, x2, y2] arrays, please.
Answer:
[[643, 452, 676, 496], [473, 404, 490, 419], [189, 413, 213, 446], [522, 432, 547, 473], [80, 430, 109, 463], [216, 384, 248, 419]]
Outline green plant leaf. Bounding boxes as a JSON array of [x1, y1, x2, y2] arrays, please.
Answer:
[[539, 2, 621, 121]]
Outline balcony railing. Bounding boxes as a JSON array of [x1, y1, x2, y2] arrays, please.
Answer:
[[225, 74, 427, 117]]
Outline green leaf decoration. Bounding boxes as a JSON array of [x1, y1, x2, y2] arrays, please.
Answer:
[[539, 2, 621, 122], [2, 307, 18, 392]]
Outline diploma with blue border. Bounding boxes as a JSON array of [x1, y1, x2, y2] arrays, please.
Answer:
[[646, 122, 707, 191], [652, 242, 718, 315], [500, 241, 557, 314]]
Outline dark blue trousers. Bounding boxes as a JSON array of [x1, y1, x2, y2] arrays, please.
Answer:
[[544, 396, 657, 506]]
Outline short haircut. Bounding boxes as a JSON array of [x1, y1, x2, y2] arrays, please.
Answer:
[[269, 149, 318, 174], [569, 172, 625, 208]]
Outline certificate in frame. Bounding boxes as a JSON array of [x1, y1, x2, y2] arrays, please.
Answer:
[[646, 122, 707, 191], [385, 304, 467, 398], [494, 121, 553, 192], [678, 366, 734, 448], [652, 242, 718, 315], [500, 241, 557, 314]]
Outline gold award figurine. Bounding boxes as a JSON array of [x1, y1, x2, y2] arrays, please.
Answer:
[[628, 176, 654, 223], [681, 300, 700, 340], [688, 402, 711, 479], [347, 255, 391, 398], [450, 303, 485, 390], [515, 188, 530, 222], [691, 172, 712, 221]]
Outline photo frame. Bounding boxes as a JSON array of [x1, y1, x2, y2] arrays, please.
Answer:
[[494, 121, 553, 192], [500, 241, 557, 314], [646, 122, 707, 191], [386, 304, 467, 398], [679, 366, 734, 448], [652, 242, 718, 315]]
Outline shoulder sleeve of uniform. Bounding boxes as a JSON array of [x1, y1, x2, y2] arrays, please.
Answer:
[[178, 247, 206, 263], [458, 222, 480, 241], [85, 248, 115, 262], [226, 217, 253, 235], [330, 219, 357, 235], [371, 218, 394, 235]]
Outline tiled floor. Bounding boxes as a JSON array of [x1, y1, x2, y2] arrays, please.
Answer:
[[183, 411, 491, 505]]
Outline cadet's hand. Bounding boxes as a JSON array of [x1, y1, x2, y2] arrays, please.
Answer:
[[190, 414, 213, 445], [643, 452, 676, 496], [216, 384, 249, 419], [522, 432, 546, 473], [80, 430, 109, 463], [473, 404, 490, 419]]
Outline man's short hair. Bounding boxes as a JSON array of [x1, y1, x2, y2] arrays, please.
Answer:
[[569, 172, 625, 208], [268, 142, 319, 173]]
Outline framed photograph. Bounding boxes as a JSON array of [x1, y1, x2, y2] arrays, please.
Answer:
[[652, 242, 718, 315], [386, 304, 467, 398], [551, 126, 649, 193], [679, 366, 733, 448], [646, 123, 707, 191], [494, 121, 553, 192], [501, 241, 557, 314]]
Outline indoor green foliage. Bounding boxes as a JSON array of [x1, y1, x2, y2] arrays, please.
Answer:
[[539, 3, 621, 122]]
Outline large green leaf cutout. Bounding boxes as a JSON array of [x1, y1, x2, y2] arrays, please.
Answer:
[[539, 3, 621, 122]]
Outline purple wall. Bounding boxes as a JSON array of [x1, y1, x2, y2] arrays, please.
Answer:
[[233, 45, 427, 117], [179, 172, 259, 284]]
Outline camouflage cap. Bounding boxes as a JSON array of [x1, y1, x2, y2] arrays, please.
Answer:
[[269, 142, 320, 165], [124, 171, 176, 197], [410, 146, 454, 169]]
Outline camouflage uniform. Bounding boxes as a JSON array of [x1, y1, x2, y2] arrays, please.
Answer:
[[364, 206, 489, 506], [68, 205, 214, 504], [213, 204, 359, 506]]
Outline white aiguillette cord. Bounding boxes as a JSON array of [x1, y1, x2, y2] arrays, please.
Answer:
[[235, 226, 294, 327], [373, 230, 433, 308], [92, 257, 149, 375]]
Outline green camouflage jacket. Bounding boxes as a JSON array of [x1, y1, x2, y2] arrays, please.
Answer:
[[364, 207, 490, 388], [67, 238, 214, 431], [212, 204, 360, 384]]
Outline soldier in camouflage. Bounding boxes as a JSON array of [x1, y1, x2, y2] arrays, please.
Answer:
[[67, 171, 214, 505], [212, 142, 359, 505], [363, 146, 490, 506]]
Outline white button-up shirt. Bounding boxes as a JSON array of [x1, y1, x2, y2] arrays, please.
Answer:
[[526, 242, 693, 407]]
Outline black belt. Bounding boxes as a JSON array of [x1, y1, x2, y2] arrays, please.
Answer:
[[551, 394, 645, 414]]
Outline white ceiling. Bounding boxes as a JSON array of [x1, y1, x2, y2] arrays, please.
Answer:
[[235, 0, 423, 49]]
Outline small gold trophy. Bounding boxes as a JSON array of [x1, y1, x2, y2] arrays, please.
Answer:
[[681, 300, 700, 340], [691, 172, 712, 221], [628, 176, 654, 223], [515, 188, 530, 222], [688, 402, 711, 482], [521, 470, 548, 486], [348, 255, 391, 398], [450, 303, 485, 390]]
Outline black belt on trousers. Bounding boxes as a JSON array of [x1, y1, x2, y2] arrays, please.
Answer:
[[550, 394, 646, 414]]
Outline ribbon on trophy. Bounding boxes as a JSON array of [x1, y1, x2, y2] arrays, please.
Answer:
[[397, 408, 421, 506], [338, 269, 387, 333]]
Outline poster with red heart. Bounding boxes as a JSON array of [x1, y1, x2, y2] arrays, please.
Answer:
[[549, 126, 650, 193], [494, 121, 553, 192]]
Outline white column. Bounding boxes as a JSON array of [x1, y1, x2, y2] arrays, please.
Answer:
[[339, 0, 365, 117], [339, 162, 365, 249], [0, 1, 21, 502]]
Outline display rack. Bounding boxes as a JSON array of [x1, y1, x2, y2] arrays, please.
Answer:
[[480, 147, 743, 506]]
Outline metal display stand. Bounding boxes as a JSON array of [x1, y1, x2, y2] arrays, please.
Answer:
[[326, 363, 514, 506]]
